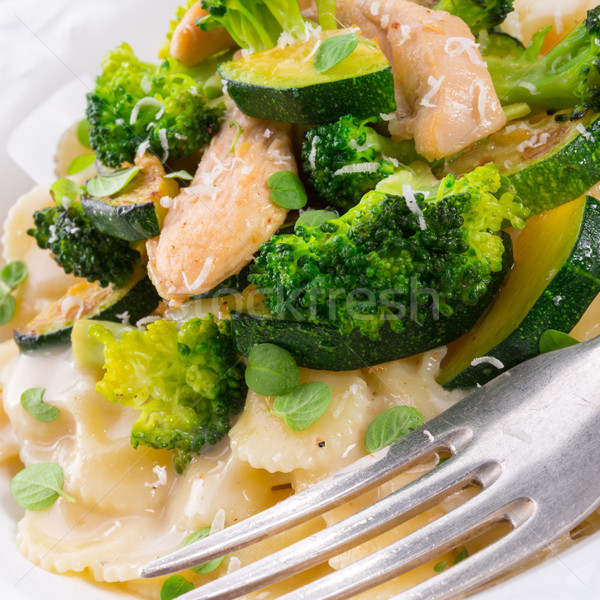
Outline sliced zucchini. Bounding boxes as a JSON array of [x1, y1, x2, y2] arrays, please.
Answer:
[[231, 235, 513, 371], [219, 31, 396, 125], [14, 272, 160, 350], [438, 196, 600, 389], [82, 154, 179, 241], [443, 111, 600, 215]]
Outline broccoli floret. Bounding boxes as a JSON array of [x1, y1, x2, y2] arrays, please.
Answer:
[[301, 115, 424, 212], [92, 315, 246, 473], [250, 164, 529, 339], [27, 204, 139, 288], [434, 0, 514, 32], [86, 43, 222, 168], [483, 7, 600, 112], [197, 0, 337, 51]]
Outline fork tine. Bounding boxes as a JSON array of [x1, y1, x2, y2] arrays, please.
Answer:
[[167, 458, 502, 600], [141, 426, 473, 577], [269, 495, 535, 600], [391, 507, 564, 600]]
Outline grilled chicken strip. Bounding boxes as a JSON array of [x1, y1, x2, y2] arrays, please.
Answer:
[[338, 0, 506, 160], [146, 100, 294, 306]]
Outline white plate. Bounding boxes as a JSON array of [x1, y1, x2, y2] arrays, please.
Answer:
[[1, 1, 599, 598]]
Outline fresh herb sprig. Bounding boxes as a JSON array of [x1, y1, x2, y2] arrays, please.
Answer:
[[0, 260, 27, 325], [182, 528, 227, 574], [245, 343, 331, 430], [21, 387, 60, 423], [268, 171, 307, 210], [10, 463, 75, 511], [364, 406, 425, 453], [160, 574, 194, 600]]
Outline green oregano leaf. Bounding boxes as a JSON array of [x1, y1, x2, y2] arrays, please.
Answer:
[[314, 33, 359, 73], [0, 295, 16, 326], [21, 387, 60, 423], [85, 166, 141, 198], [160, 574, 194, 600], [245, 343, 300, 396], [453, 545, 469, 565], [268, 171, 307, 210], [49, 178, 80, 207], [1, 260, 28, 290], [10, 463, 75, 511], [182, 527, 226, 574], [67, 153, 96, 176], [364, 406, 425, 453], [294, 210, 338, 231], [165, 170, 194, 181], [272, 381, 332, 431], [77, 119, 91, 148], [539, 329, 579, 354], [433, 561, 447, 572]]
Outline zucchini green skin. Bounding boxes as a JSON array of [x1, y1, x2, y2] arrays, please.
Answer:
[[507, 114, 600, 214], [221, 67, 396, 125], [81, 197, 160, 241], [14, 276, 161, 351], [443, 196, 600, 389], [231, 235, 514, 371]]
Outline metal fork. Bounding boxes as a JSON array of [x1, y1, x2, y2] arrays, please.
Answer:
[[141, 335, 600, 600]]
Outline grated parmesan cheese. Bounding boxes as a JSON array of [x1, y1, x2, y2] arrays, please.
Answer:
[[444, 37, 484, 65], [397, 24, 412, 45], [423, 430, 434, 443], [380, 14, 390, 28], [334, 163, 380, 176], [516, 132, 550, 153], [129, 97, 164, 125], [136, 138, 151, 158], [518, 81, 540, 95], [370, 1, 380, 16], [210, 508, 226, 535], [226, 557, 242, 575], [136, 315, 162, 328], [402, 184, 427, 230], [158, 128, 169, 162], [577, 122, 594, 142], [308, 135, 320, 170], [182, 256, 215, 292], [115, 311, 130, 326], [470, 356, 504, 369], [420, 75, 445, 108], [263, 128, 273, 139]]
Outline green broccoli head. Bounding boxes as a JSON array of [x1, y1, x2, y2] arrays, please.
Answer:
[[301, 115, 423, 212], [92, 315, 246, 473], [483, 7, 600, 112], [86, 43, 222, 168], [434, 0, 514, 32], [197, 0, 337, 51], [27, 204, 139, 288], [250, 164, 529, 339]]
